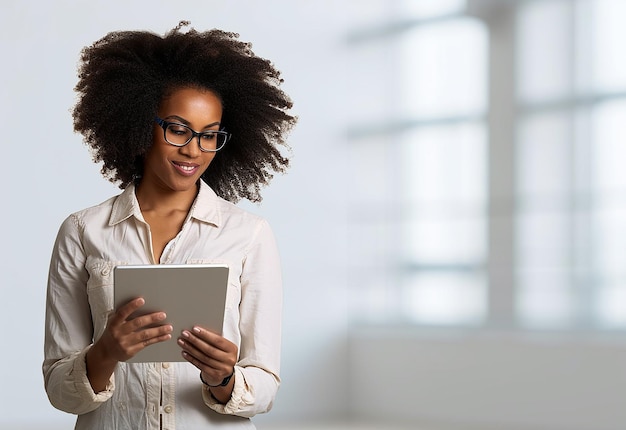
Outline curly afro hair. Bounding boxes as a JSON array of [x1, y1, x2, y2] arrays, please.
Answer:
[[73, 21, 296, 203]]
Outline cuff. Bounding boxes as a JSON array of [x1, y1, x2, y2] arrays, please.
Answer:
[[72, 345, 115, 403], [202, 366, 254, 415]]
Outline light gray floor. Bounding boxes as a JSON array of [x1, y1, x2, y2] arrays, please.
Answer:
[[259, 423, 433, 430]]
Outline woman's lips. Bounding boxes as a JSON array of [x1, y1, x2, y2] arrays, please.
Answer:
[[172, 161, 200, 176]]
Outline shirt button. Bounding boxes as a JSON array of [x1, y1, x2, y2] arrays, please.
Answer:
[[164, 405, 173, 414], [162, 362, 170, 369]]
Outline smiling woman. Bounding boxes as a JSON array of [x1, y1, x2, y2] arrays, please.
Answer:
[[43, 22, 296, 430]]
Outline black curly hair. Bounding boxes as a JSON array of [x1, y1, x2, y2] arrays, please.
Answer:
[[73, 21, 296, 203]]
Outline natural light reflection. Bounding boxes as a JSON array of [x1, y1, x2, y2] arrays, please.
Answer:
[[402, 272, 486, 325], [398, 0, 466, 19], [399, 19, 487, 119], [592, 0, 626, 92]]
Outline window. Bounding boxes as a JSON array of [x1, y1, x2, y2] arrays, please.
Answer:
[[346, 0, 626, 331], [515, 0, 626, 329], [346, 0, 488, 326]]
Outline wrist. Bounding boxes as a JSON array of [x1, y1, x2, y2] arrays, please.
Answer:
[[200, 370, 234, 387], [89, 340, 118, 367]]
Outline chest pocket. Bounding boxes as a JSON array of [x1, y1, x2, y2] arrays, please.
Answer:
[[86, 256, 126, 341]]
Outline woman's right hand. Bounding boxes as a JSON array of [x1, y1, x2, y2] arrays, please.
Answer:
[[86, 298, 173, 392], [98, 297, 173, 362]]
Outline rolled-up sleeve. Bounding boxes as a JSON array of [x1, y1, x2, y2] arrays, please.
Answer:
[[204, 219, 283, 417], [43, 214, 114, 415]]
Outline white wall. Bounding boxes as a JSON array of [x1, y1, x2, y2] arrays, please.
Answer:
[[349, 329, 626, 430], [0, 1, 358, 428]]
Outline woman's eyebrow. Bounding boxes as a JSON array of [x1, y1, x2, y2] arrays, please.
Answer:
[[164, 115, 221, 129]]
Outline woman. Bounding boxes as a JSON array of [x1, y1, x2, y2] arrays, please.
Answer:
[[43, 22, 295, 430]]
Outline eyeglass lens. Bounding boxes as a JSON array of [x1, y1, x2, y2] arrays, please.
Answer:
[[165, 123, 227, 151]]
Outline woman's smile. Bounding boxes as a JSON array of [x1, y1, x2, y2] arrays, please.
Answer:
[[172, 160, 200, 176]]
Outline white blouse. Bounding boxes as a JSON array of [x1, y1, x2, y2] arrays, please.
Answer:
[[43, 181, 282, 430]]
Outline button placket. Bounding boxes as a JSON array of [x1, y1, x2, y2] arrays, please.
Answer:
[[159, 361, 175, 430]]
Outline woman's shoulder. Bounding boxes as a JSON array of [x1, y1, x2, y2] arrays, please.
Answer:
[[197, 181, 267, 226], [75, 194, 119, 214], [64, 193, 123, 226], [53, 194, 121, 242], [214, 198, 274, 240]]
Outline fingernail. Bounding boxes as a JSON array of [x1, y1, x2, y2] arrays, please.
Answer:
[[193, 326, 201, 334], [181, 330, 189, 338]]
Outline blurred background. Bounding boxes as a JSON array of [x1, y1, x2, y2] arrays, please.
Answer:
[[2, 0, 626, 429]]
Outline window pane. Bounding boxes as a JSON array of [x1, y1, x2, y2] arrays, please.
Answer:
[[517, 0, 572, 103], [516, 111, 574, 327], [590, 101, 626, 328], [595, 283, 626, 328], [402, 272, 486, 325], [397, 122, 486, 326], [396, 0, 466, 19], [592, 207, 626, 279], [516, 111, 571, 201], [590, 0, 626, 92], [516, 269, 574, 328], [401, 124, 487, 204], [591, 100, 626, 193], [400, 124, 487, 265], [403, 216, 485, 266], [517, 211, 571, 271], [399, 18, 487, 118]]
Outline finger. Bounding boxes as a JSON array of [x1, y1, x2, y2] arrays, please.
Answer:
[[178, 343, 225, 376], [136, 324, 173, 346], [180, 349, 211, 372], [178, 331, 236, 370], [177, 332, 217, 362], [180, 347, 234, 388], [179, 329, 224, 358], [126, 311, 169, 333], [189, 326, 237, 354], [109, 297, 145, 325], [178, 339, 213, 367], [126, 325, 173, 356]]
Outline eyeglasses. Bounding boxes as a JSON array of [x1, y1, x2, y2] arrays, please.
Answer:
[[155, 117, 231, 152]]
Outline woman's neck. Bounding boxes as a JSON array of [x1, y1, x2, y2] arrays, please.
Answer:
[[135, 181, 199, 215]]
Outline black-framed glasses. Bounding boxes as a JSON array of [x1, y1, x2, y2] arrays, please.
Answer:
[[155, 117, 231, 152]]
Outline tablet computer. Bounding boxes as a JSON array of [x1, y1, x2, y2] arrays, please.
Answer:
[[113, 264, 229, 363]]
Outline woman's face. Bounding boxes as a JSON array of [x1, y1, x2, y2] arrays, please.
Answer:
[[142, 86, 223, 193]]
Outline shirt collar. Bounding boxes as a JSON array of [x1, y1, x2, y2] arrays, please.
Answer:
[[109, 180, 222, 227]]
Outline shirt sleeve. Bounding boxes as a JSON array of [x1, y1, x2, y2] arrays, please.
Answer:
[[42, 214, 115, 415], [204, 219, 283, 417]]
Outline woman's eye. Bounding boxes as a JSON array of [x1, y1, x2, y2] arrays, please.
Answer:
[[168, 125, 189, 136], [201, 133, 216, 141]]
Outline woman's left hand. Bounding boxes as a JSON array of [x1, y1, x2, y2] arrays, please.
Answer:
[[178, 326, 238, 388]]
